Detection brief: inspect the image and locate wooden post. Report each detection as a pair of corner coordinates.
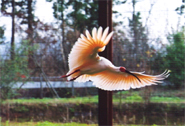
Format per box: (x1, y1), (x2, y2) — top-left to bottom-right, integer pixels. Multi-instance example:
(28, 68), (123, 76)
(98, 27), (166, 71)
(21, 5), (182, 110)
(98, 0), (113, 126)
(40, 73), (43, 99)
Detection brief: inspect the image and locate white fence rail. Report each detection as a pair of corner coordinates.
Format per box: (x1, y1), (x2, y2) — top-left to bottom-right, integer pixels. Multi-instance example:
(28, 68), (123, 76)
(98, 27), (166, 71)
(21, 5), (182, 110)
(13, 81), (94, 89)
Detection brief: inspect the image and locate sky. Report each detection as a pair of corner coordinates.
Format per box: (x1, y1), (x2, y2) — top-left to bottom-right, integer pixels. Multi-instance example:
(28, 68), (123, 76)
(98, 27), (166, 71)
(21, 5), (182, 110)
(0, 0), (184, 54)
(113, 0), (184, 44)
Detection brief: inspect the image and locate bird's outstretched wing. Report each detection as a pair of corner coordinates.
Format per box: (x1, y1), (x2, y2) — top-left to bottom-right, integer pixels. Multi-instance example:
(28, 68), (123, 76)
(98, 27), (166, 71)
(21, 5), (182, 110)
(68, 27), (113, 70)
(91, 70), (170, 91)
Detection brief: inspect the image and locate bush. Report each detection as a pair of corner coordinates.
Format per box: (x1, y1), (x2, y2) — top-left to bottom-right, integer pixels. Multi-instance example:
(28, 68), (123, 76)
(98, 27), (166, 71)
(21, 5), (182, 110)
(165, 31), (185, 88)
(151, 29), (185, 89)
(0, 40), (33, 100)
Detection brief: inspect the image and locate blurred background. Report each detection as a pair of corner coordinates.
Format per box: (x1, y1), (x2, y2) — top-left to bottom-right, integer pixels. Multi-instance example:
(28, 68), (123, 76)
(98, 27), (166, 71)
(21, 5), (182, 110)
(0, 0), (184, 126)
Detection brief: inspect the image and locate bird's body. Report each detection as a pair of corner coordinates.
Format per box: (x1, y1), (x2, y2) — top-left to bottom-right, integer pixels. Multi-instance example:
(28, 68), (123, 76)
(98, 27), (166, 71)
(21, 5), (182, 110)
(62, 27), (170, 91)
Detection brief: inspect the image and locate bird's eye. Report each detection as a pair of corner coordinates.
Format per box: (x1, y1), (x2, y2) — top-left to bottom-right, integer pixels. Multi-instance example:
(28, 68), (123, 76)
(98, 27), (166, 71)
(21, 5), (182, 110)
(120, 67), (126, 72)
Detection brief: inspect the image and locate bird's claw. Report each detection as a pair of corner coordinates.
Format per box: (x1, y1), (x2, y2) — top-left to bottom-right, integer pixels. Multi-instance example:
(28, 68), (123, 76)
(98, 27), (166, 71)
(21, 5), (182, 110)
(60, 75), (67, 78)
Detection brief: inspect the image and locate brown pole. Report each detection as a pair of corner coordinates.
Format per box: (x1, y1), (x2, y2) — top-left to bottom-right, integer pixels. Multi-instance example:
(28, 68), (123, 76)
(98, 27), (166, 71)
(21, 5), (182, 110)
(98, 0), (113, 126)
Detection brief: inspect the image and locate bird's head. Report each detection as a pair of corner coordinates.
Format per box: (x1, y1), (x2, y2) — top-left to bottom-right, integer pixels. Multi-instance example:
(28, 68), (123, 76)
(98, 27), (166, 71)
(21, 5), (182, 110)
(119, 67), (141, 82)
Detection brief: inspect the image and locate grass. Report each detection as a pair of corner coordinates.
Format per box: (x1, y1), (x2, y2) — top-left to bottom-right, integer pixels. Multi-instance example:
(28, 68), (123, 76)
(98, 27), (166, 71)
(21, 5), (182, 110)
(151, 96), (184, 103)
(2, 96), (98, 105)
(2, 94), (185, 105)
(0, 121), (97, 126)
(0, 121), (161, 126)
(1, 90), (184, 126)
(1, 88), (184, 105)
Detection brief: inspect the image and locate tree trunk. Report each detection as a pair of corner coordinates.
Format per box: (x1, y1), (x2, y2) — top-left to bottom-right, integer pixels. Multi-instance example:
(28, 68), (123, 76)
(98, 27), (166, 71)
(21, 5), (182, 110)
(27, 0), (35, 69)
(11, 0), (15, 60)
(61, 0), (68, 72)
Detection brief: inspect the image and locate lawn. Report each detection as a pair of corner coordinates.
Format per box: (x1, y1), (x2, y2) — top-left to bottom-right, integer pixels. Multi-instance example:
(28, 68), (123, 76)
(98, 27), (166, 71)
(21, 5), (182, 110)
(0, 121), (97, 126)
(2, 89), (185, 105)
(1, 89), (184, 126)
(2, 96), (185, 105)
(0, 121), (160, 126)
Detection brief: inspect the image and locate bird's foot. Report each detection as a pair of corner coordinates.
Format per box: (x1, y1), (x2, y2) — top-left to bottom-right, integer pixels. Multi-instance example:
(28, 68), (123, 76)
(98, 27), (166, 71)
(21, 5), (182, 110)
(69, 75), (81, 81)
(61, 69), (80, 78)
(60, 75), (68, 78)
(69, 78), (76, 81)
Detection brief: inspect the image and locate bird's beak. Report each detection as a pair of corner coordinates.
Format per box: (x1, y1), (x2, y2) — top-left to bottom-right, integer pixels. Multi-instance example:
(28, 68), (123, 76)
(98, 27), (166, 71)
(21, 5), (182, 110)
(125, 70), (141, 82)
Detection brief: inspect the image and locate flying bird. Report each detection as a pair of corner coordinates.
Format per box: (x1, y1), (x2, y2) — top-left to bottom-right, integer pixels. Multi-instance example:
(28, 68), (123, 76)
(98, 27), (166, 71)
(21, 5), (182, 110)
(61, 27), (170, 91)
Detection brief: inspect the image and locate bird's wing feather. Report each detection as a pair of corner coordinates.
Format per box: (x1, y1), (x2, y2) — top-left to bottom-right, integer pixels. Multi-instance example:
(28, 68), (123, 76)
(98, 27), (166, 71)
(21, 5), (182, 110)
(68, 27), (113, 70)
(91, 70), (170, 91)
(75, 74), (92, 82)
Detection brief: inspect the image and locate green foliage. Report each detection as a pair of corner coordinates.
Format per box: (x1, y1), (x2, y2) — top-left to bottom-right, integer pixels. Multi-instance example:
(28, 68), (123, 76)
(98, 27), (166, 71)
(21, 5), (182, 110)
(0, 40), (33, 100)
(175, 0), (185, 15)
(5, 120), (9, 126)
(36, 121), (58, 126)
(152, 30), (185, 88)
(0, 25), (5, 44)
(1, 0), (36, 24)
(116, 91), (129, 95)
(151, 96), (184, 103)
(151, 124), (158, 126)
(13, 105), (29, 113)
(49, 0), (98, 32)
(1, 121), (98, 126)
(3, 96), (98, 105)
(51, 0), (67, 20)
(3, 91), (185, 105)
(165, 31), (185, 88)
(126, 94), (142, 101)
(66, 0), (98, 32)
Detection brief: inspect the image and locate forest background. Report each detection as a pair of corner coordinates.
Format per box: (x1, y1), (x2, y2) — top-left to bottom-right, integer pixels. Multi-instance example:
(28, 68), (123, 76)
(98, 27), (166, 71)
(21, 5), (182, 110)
(0, 0), (184, 99)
